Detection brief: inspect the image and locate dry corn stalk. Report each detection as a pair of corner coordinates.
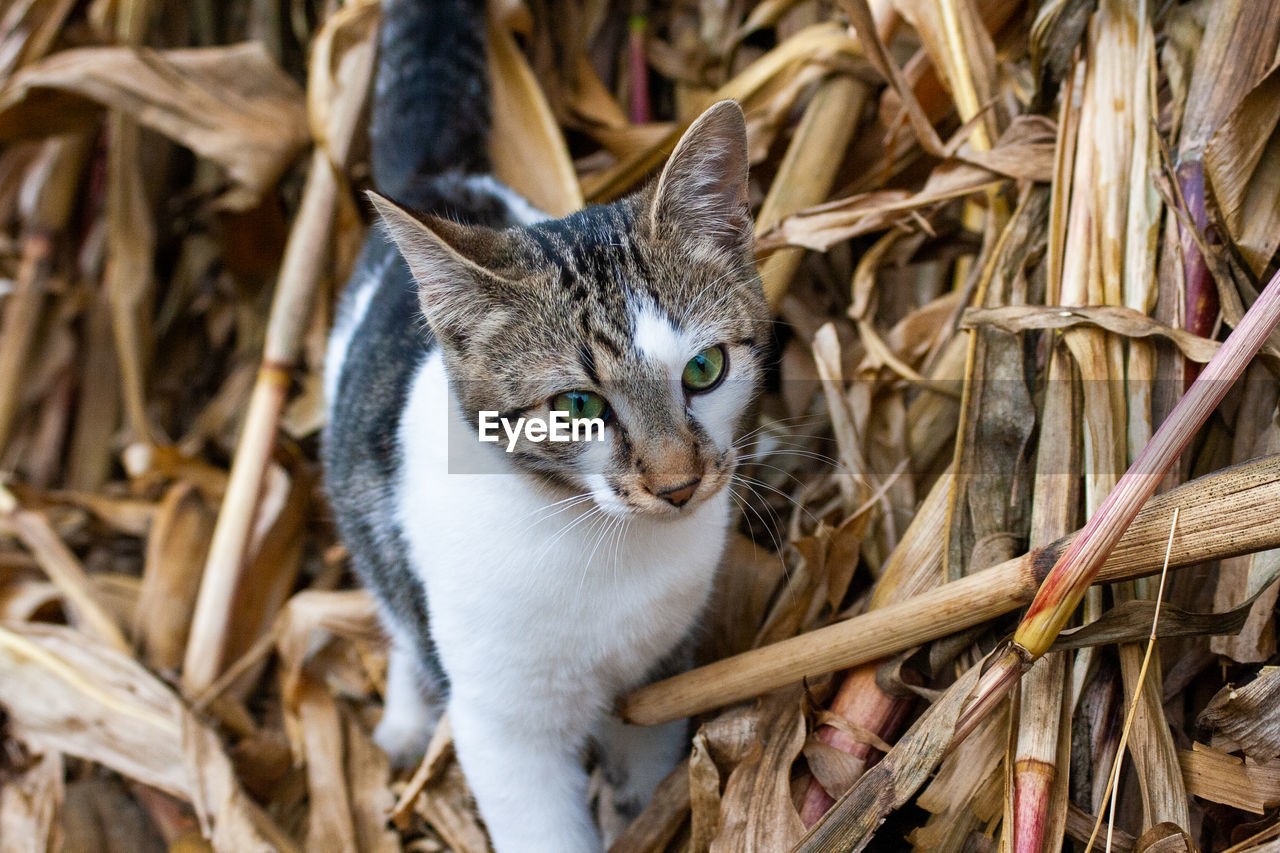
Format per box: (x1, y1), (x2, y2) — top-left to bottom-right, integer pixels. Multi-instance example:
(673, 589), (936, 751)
(959, 261), (1280, 742)
(183, 2), (378, 693)
(624, 449), (1280, 725)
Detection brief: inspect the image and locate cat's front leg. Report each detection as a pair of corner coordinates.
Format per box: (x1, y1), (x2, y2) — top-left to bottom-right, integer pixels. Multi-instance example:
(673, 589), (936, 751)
(594, 715), (688, 824)
(374, 639), (442, 767)
(594, 635), (694, 827)
(449, 697), (600, 853)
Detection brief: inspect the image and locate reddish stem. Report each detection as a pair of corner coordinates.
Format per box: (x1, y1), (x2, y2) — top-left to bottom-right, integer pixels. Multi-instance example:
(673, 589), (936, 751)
(1013, 759), (1054, 853)
(1176, 160), (1218, 385)
(628, 14), (650, 125)
(799, 662), (916, 826)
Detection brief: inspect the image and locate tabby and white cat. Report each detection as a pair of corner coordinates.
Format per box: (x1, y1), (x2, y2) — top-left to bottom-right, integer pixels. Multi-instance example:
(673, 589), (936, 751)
(323, 1), (770, 850)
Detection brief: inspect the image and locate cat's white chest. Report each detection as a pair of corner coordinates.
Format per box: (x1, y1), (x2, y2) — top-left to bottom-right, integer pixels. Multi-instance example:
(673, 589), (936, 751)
(394, 351), (728, 708)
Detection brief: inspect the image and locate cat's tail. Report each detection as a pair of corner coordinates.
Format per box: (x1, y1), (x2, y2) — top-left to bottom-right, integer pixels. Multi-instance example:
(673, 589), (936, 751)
(370, 0), (490, 200)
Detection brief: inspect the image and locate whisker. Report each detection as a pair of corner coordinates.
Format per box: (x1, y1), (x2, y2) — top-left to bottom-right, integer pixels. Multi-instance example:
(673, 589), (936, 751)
(575, 510), (616, 602)
(528, 492), (594, 520)
(608, 515), (629, 607)
(515, 493), (597, 536)
(737, 448), (847, 469)
(728, 485), (798, 616)
(727, 486), (783, 558)
(753, 435), (845, 451)
(731, 422), (842, 454)
(534, 504), (603, 571)
(732, 472), (820, 526)
(732, 417), (839, 448)
(736, 459), (826, 495)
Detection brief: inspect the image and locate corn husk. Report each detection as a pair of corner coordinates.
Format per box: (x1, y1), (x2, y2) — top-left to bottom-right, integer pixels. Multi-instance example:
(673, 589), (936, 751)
(3, 1), (1280, 850)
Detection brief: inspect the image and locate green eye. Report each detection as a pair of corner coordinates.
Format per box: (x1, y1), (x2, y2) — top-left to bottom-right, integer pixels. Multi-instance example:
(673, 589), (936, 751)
(682, 346), (727, 393)
(552, 391), (609, 421)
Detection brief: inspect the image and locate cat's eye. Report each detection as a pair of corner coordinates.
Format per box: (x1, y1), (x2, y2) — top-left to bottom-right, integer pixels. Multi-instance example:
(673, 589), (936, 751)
(552, 390), (610, 421)
(682, 346), (727, 393)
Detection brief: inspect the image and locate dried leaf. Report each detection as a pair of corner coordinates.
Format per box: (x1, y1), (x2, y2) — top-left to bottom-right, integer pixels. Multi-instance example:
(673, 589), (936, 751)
(757, 159), (1004, 253)
(803, 738), (867, 801)
(0, 751), (63, 853)
(961, 305), (1222, 364)
(416, 759), (489, 853)
(957, 116), (1058, 182)
(1134, 823), (1196, 853)
(0, 0), (78, 82)
(0, 488), (129, 653)
(487, 0), (582, 216)
(1180, 743), (1280, 814)
(60, 777), (165, 853)
(1049, 592), (1267, 652)
(757, 73), (871, 309)
(0, 43), (307, 209)
(707, 688), (805, 853)
(1205, 61), (1280, 280)
(297, 674), (359, 853)
(695, 535), (784, 669)
(686, 730), (719, 853)
(0, 622), (294, 852)
(276, 589), (381, 705)
(137, 482), (215, 671)
(1179, 2), (1280, 161)
(1199, 668), (1280, 764)
(1212, 383), (1280, 663)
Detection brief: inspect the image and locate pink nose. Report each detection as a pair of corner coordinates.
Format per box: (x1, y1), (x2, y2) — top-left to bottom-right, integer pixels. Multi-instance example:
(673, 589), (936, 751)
(655, 478), (700, 507)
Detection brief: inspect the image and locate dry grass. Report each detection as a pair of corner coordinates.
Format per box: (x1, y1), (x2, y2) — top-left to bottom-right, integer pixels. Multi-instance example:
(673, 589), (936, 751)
(1, 0), (1280, 851)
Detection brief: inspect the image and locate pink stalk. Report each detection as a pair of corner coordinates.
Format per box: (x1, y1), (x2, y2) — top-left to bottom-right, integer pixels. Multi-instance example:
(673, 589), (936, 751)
(1013, 760), (1054, 849)
(798, 663), (914, 825)
(628, 13), (650, 125)
(956, 261), (1280, 742)
(1176, 160), (1218, 385)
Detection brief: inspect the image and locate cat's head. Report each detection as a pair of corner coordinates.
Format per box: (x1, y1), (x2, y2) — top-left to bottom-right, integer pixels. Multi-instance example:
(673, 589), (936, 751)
(373, 100), (769, 517)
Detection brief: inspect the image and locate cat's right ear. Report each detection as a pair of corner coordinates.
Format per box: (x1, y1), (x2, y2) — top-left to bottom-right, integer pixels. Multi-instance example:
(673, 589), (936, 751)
(649, 100), (752, 258)
(368, 192), (496, 336)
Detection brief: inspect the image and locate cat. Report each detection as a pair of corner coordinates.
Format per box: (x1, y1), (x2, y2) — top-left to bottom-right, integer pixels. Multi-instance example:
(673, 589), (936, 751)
(322, 1), (770, 850)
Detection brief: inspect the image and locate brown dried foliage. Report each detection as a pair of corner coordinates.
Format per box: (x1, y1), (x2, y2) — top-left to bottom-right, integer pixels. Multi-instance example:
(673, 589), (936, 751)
(1, 0), (1280, 851)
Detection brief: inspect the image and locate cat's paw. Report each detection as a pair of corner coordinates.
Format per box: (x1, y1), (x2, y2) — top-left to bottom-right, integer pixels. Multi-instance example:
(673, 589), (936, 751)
(374, 709), (435, 769)
(595, 717), (687, 822)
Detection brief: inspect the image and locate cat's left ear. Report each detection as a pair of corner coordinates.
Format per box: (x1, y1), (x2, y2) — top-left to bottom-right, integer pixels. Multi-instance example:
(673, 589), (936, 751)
(649, 100), (752, 257)
(368, 191), (509, 340)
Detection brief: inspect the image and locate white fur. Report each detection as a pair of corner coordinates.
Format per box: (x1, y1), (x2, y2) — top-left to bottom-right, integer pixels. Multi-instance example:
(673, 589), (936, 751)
(594, 716), (688, 809)
(631, 301), (748, 453)
(463, 175), (550, 226)
(688, 343), (756, 452)
(393, 351), (729, 853)
(632, 302), (694, 383)
(374, 626), (442, 764)
(585, 472), (627, 516)
(324, 261), (383, 404)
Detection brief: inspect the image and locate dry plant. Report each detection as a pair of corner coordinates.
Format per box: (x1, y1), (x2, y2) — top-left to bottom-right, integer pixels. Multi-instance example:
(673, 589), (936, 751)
(1, 0), (1280, 851)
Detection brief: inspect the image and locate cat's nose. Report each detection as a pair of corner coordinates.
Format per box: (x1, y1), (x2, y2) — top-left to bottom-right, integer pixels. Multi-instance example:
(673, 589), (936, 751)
(655, 478), (701, 507)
